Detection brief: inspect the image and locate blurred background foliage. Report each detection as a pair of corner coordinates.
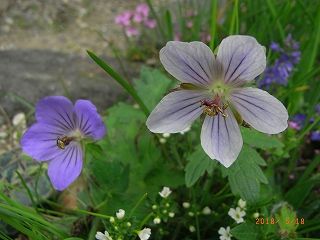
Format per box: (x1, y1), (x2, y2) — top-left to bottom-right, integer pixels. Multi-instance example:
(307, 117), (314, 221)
(0, 0), (320, 239)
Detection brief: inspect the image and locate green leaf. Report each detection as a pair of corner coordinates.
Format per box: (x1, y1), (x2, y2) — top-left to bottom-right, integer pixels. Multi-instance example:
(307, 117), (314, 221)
(134, 66), (172, 111)
(87, 50), (149, 115)
(231, 222), (261, 240)
(224, 145), (268, 203)
(185, 146), (216, 187)
(241, 127), (284, 150)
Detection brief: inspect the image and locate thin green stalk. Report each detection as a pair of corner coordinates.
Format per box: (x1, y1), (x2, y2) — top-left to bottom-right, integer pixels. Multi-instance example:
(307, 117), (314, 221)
(145, 0), (166, 39)
(165, 10), (173, 40)
(16, 171), (36, 208)
(129, 193), (148, 218)
(87, 50), (149, 116)
(209, 0), (218, 50)
(138, 212), (153, 228)
(297, 116), (320, 141)
(265, 0), (285, 40)
(305, 5), (320, 72)
(229, 0), (239, 34)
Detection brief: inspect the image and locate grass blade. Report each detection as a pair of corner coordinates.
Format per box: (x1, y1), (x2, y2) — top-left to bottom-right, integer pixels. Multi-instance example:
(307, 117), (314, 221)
(87, 50), (149, 116)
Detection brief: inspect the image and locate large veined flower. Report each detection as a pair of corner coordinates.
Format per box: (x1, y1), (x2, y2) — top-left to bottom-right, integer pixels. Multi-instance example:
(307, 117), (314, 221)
(146, 35), (288, 167)
(21, 96), (106, 190)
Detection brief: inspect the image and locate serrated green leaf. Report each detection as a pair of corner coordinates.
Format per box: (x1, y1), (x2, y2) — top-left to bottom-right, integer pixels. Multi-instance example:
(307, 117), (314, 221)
(231, 222), (261, 240)
(225, 145), (268, 203)
(185, 146), (216, 187)
(241, 127), (284, 150)
(134, 66), (173, 110)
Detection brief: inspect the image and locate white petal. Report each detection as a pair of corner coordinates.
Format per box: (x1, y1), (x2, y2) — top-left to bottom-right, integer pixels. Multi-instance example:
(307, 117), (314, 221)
(218, 227), (226, 235)
(217, 35), (266, 84)
(231, 87), (288, 134)
(160, 41), (218, 87)
(201, 109), (243, 168)
(146, 90), (206, 133)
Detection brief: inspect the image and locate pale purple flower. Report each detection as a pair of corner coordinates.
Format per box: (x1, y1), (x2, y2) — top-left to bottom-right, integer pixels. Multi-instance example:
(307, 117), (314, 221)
(21, 96), (106, 190)
(144, 19), (156, 29)
(146, 36), (288, 167)
(125, 26), (139, 37)
(115, 11), (132, 27)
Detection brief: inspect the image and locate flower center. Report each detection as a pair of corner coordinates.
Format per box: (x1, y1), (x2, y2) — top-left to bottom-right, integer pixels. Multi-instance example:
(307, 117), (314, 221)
(201, 96), (229, 118)
(56, 129), (83, 150)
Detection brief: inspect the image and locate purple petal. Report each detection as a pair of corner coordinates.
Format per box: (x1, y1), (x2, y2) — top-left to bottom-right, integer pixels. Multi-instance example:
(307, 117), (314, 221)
(35, 96), (76, 131)
(146, 90), (207, 133)
(217, 35), (266, 85)
(231, 87), (288, 134)
(200, 109), (243, 167)
(48, 143), (83, 191)
(74, 100), (106, 140)
(160, 41), (219, 87)
(21, 123), (63, 161)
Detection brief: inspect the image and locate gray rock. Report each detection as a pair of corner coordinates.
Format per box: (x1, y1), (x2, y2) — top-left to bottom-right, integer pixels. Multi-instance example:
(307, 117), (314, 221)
(0, 49), (137, 116)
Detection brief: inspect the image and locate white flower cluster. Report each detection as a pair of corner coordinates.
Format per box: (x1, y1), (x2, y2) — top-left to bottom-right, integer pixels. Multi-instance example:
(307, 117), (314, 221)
(218, 199), (247, 240)
(228, 199), (246, 224)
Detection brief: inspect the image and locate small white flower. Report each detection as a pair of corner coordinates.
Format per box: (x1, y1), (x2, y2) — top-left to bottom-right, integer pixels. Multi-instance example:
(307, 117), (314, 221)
(12, 112), (26, 127)
(133, 103), (140, 109)
(116, 209), (125, 219)
(189, 225), (196, 232)
(109, 217), (115, 223)
(188, 211), (194, 217)
(153, 217), (161, 224)
(202, 206), (212, 215)
(180, 126), (191, 134)
(228, 207), (246, 224)
(183, 202), (190, 208)
(159, 186), (172, 198)
(253, 212), (259, 218)
(138, 228), (151, 240)
(95, 230), (113, 240)
(218, 226), (232, 240)
(169, 212), (175, 218)
(162, 133), (171, 138)
(237, 199), (246, 209)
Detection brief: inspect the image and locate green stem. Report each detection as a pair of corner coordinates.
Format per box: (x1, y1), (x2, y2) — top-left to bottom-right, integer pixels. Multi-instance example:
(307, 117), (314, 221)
(139, 212), (153, 228)
(129, 193), (148, 218)
(145, 0), (166, 40)
(16, 171), (36, 209)
(209, 0), (218, 50)
(87, 50), (149, 116)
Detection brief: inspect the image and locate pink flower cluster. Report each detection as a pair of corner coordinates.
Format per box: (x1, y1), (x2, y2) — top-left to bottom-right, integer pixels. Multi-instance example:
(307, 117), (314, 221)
(115, 3), (156, 37)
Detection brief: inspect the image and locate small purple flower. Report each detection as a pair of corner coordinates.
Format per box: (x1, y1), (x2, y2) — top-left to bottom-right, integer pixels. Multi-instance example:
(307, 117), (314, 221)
(21, 96), (106, 190)
(311, 131), (320, 141)
(146, 36), (288, 167)
(259, 35), (300, 88)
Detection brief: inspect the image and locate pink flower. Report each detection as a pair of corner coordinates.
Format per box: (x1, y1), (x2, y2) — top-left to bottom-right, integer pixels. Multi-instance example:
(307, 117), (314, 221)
(125, 26), (139, 37)
(136, 3), (149, 18)
(288, 121), (300, 130)
(174, 33), (181, 41)
(186, 21), (193, 28)
(115, 11), (132, 27)
(133, 12), (144, 23)
(144, 19), (156, 29)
